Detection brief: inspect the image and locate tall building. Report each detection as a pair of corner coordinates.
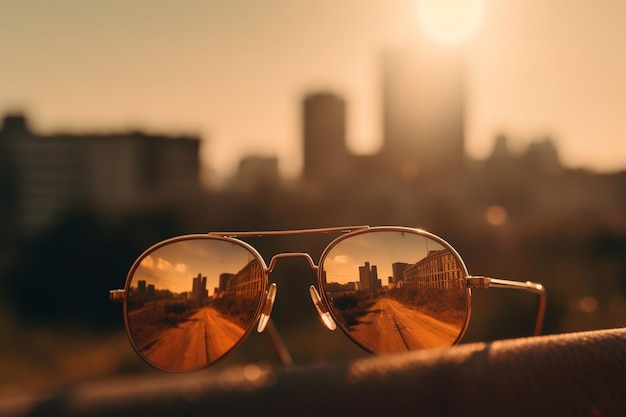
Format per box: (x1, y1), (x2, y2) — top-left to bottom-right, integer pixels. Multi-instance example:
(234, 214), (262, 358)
(224, 259), (263, 299)
(391, 262), (409, 284)
(302, 92), (351, 182)
(191, 273), (207, 305)
(359, 261), (382, 298)
(403, 249), (463, 289)
(381, 37), (465, 179)
(219, 273), (234, 295)
(0, 114), (201, 237)
(234, 155), (280, 189)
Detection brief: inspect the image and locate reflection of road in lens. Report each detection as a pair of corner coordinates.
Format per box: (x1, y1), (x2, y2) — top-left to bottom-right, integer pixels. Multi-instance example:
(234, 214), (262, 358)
(346, 297), (462, 353)
(139, 306), (246, 371)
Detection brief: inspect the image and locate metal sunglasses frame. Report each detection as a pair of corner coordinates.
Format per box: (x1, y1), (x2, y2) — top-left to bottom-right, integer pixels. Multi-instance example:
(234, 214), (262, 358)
(111, 225), (547, 371)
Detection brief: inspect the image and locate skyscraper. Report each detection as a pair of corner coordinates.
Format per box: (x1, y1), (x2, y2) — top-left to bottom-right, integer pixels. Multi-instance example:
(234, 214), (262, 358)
(359, 261), (381, 298)
(302, 92), (350, 182)
(391, 262), (409, 284)
(191, 273), (207, 305)
(381, 36), (465, 179)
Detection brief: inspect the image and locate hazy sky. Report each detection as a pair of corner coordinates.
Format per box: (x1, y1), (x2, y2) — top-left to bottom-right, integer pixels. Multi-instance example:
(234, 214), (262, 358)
(2, 0), (625, 182)
(134, 238), (258, 295)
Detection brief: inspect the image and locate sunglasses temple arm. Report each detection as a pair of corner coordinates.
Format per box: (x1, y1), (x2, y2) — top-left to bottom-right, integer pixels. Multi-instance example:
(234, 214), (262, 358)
(467, 276), (547, 336)
(264, 319), (294, 368)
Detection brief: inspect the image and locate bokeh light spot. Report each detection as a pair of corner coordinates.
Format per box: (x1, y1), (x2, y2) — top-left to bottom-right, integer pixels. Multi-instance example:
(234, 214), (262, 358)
(485, 205), (507, 226)
(569, 296), (598, 314)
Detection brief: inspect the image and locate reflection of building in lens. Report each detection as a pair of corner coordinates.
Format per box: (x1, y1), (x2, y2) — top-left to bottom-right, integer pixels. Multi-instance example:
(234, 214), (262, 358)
(404, 249), (463, 289)
(131, 279), (156, 305)
(137, 280), (147, 294)
(359, 262), (382, 298)
(391, 262), (409, 285)
(191, 273), (208, 306)
(132, 279), (148, 304)
(224, 260), (263, 299)
(137, 279), (154, 299)
(218, 273), (234, 295)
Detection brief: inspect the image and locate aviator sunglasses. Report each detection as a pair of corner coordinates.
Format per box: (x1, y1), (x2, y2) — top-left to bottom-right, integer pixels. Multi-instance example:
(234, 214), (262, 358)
(110, 226), (546, 372)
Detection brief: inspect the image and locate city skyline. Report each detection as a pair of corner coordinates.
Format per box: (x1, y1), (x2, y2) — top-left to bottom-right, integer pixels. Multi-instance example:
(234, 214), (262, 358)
(132, 238), (258, 296)
(2, 0), (625, 181)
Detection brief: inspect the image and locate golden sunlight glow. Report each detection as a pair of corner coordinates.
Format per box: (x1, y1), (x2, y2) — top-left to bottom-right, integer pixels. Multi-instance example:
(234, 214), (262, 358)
(416, 0), (485, 44)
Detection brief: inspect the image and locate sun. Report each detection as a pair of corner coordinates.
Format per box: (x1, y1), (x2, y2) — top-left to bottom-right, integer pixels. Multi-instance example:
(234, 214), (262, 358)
(416, 0), (485, 45)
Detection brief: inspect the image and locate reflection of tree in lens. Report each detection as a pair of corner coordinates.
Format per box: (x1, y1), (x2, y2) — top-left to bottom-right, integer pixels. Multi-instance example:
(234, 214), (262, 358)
(126, 239), (265, 371)
(324, 233), (468, 354)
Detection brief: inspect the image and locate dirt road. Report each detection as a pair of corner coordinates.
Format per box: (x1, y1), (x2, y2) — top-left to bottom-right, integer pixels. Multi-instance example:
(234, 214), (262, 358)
(347, 297), (462, 353)
(140, 306), (246, 370)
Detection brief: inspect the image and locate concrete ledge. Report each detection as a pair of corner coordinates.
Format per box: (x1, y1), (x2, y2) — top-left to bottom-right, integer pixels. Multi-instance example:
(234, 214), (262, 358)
(3, 327), (626, 417)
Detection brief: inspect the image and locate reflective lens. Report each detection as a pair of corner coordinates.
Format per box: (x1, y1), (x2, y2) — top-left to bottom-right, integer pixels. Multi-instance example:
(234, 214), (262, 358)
(320, 229), (469, 354)
(124, 237), (266, 371)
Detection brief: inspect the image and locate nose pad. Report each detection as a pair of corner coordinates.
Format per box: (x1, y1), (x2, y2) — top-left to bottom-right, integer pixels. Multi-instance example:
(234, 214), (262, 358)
(257, 283), (277, 332)
(309, 285), (337, 331)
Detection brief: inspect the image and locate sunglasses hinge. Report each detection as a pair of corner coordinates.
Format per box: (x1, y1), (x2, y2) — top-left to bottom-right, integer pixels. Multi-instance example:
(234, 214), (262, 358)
(466, 276), (491, 289)
(109, 289), (126, 302)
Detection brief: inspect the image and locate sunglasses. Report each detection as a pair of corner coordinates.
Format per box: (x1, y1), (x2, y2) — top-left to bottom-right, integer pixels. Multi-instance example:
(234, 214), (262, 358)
(110, 226), (546, 372)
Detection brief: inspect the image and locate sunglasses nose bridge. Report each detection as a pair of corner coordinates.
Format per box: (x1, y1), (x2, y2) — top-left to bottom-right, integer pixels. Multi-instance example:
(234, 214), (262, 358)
(265, 252), (337, 331)
(267, 252), (318, 273)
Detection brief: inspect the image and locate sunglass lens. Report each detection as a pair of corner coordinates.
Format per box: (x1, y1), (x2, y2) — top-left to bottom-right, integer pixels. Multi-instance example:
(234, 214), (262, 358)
(125, 238), (265, 371)
(321, 230), (468, 354)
